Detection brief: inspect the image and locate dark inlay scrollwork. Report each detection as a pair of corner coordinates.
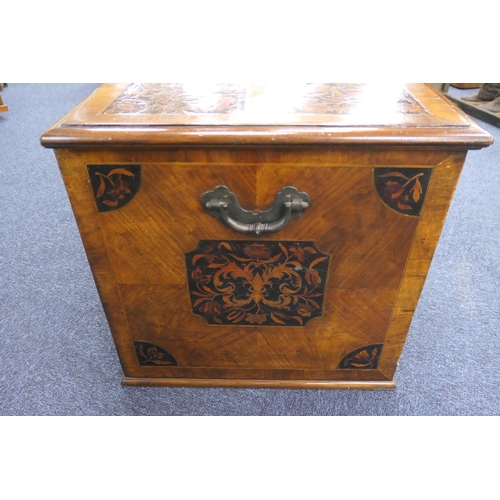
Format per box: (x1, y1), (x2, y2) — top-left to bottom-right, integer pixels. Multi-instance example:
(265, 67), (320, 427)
(87, 165), (141, 212)
(374, 167), (432, 216)
(185, 240), (330, 326)
(133, 341), (178, 367)
(339, 344), (384, 369)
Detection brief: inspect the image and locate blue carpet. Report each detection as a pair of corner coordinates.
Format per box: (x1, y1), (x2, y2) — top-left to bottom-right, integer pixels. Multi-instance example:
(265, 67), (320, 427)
(1, 84), (498, 415)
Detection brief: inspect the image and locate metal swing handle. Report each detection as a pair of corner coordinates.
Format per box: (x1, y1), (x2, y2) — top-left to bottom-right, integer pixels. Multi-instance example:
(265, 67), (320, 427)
(201, 185), (310, 236)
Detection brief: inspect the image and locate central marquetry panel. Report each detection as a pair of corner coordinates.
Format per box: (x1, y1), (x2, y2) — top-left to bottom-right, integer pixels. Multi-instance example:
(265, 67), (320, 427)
(185, 240), (330, 326)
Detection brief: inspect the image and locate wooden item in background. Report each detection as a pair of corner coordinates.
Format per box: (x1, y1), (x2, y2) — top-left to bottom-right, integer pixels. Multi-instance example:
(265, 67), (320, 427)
(445, 92), (500, 129)
(450, 83), (482, 89)
(41, 83), (493, 389)
(0, 83), (7, 113)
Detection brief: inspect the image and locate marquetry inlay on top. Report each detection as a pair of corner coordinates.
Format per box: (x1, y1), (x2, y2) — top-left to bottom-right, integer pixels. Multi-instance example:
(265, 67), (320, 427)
(102, 83), (426, 116)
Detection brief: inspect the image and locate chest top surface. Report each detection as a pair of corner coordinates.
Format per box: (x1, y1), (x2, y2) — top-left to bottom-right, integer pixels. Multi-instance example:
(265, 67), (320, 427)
(41, 83), (493, 149)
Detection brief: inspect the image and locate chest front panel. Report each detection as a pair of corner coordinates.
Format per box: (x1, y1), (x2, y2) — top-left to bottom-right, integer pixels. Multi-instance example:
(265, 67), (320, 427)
(55, 146), (461, 388)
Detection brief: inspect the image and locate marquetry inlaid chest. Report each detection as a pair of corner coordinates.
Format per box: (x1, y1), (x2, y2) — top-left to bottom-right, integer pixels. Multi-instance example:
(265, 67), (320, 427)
(41, 83), (493, 389)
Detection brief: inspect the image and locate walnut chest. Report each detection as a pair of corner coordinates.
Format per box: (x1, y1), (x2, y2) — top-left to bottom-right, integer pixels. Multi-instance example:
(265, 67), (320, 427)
(41, 83), (493, 389)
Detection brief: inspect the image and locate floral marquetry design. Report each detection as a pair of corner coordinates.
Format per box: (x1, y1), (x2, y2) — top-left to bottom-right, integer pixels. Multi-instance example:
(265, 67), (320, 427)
(290, 84), (426, 115)
(374, 167), (432, 216)
(185, 241), (330, 326)
(87, 165), (141, 212)
(103, 83), (246, 115)
(339, 344), (384, 369)
(133, 341), (178, 366)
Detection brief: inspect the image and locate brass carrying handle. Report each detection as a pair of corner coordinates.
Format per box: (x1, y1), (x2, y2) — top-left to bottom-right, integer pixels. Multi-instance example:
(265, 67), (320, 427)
(201, 185), (310, 236)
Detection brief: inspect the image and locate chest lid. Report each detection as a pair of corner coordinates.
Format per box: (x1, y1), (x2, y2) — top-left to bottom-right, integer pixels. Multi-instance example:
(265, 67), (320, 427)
(41, 83), (493, 149)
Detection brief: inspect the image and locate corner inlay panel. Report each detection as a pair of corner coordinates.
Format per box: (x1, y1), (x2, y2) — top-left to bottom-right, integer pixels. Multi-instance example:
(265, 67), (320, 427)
(374, 167), (432, 216)
(87, 164), (141, 212)
(339, 344), (384, 369)
(134, 341), (178, 366)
